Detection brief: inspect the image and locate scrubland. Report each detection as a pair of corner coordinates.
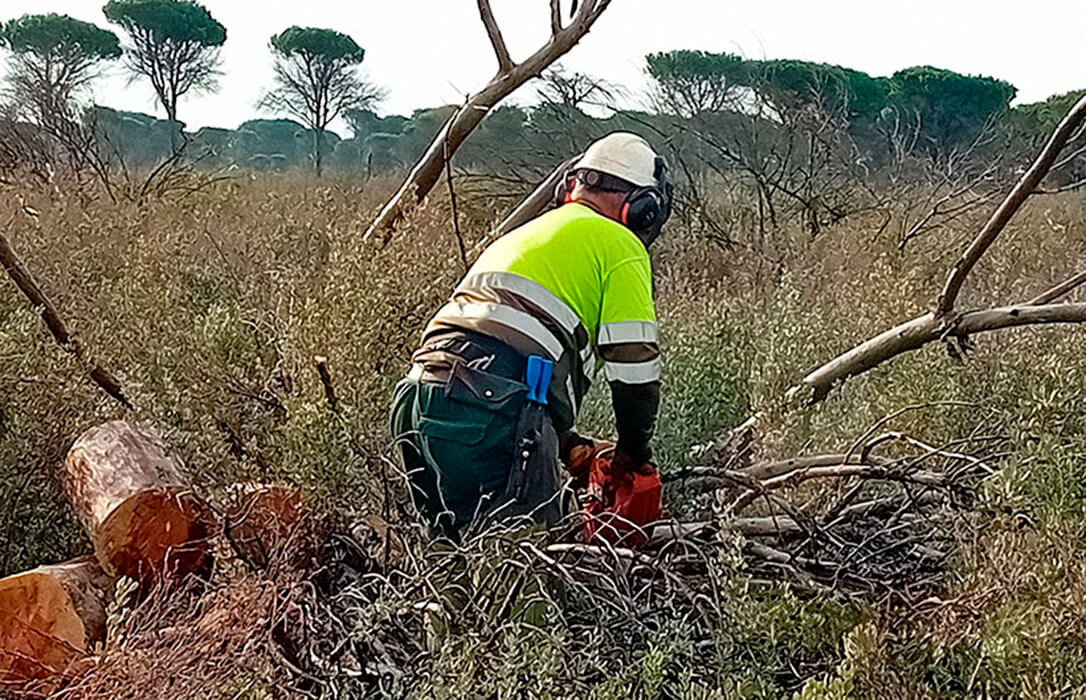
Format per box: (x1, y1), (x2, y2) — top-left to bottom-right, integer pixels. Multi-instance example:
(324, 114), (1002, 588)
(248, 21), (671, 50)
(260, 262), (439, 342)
(1, 173), (1085, 698)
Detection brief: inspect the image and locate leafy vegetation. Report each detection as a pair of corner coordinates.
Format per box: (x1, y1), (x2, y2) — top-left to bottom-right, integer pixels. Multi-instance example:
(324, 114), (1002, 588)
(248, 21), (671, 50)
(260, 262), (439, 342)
(887, 66), (1017, 154)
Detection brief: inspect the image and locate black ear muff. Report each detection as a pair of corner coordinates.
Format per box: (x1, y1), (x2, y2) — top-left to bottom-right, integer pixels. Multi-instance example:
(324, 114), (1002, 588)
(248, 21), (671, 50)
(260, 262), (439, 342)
(621, 188), (664, 232)
(623, 156), (673, 247)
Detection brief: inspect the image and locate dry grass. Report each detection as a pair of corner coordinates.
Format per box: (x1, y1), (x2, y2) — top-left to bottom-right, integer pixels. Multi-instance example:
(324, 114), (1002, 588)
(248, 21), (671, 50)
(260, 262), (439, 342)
(1, 171), (1086, 697)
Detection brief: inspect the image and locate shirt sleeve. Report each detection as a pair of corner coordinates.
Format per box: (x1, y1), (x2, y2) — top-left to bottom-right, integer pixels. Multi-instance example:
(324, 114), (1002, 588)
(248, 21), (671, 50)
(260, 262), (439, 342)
(597, 257), (661, 463)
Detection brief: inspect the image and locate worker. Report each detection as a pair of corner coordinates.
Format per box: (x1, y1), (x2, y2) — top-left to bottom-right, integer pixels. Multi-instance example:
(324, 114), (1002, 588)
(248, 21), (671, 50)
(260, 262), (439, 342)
(390, 132), (673, 539)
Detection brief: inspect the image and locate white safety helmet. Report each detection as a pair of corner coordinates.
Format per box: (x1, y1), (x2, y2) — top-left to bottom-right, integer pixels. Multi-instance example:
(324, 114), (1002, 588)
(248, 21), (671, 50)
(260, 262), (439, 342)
(572, 132), (660, 188)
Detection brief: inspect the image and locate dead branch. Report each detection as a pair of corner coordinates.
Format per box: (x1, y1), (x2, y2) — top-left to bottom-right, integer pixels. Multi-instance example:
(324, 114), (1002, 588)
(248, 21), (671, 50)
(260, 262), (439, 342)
(727, 464), (945, 515)
(1034, 178), (1086, 195)
(742, 453), (882, 481)
(738, 95), (1086, 409)
(828, 491), (944, 524)
(363, 0), (613, 242)
(936, 94), (1086, 314)
(476, 0), (515, 73)
(759, 464), (945, 490)
(788, 302), (1086, 403)
(1028, 270), (1086, 305)
(0, 216), (69, 344)
(0, 214), (132, 408)
(492, 155), (578, 236)
(1051, 138), (1086, 173)
(549, 0), (562, 34)
(899, 152), (1003, 251)
(443, 107), (470, 272)
(314, 356), (337, 410)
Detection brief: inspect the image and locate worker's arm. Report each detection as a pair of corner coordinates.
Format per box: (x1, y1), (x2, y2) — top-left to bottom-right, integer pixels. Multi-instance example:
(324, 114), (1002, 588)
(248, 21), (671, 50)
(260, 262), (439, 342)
(598, 257), (661, 464)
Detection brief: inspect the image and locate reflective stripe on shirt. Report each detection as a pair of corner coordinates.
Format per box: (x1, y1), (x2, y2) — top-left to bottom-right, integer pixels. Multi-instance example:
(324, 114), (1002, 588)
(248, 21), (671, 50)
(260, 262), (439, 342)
(432, 301), (565, 360)
(603, 357), (662, 384)
(457, 270), (597, 387)
(459, 271), (582, 337)
(580, 344), (597, 380)
(598, 320), (659, 345)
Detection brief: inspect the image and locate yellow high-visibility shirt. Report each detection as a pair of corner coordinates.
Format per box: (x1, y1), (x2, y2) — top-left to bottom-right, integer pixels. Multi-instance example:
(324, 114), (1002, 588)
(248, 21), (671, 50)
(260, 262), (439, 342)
(470, 202), (656, 343)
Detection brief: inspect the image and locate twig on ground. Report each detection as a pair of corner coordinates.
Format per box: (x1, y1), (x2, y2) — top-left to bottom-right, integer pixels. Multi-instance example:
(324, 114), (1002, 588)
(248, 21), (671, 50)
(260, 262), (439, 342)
(0, 211), (132, 408)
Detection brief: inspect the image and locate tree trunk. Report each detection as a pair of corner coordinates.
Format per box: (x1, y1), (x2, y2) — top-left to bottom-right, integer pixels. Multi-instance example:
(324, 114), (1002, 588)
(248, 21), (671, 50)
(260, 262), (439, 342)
(0, 556), (110, 688)
(314, 129), (324, 177)
(62, 421), (214, 590)
(225, 484), (315, 570)
(165, 99), (181, 154)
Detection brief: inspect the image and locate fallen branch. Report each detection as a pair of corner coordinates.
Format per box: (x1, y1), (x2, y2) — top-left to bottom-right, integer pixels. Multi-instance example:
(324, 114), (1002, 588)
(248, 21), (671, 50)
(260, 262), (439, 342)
(363, 0), (613, 242)
(936, 94), (1086, 313)
(1027, 270), (1086, 305)
(0, 213), (132, 408)
(492, 156), (578, 236)
(744, 95), (1086, 409)
(788, 302), (1086, 403)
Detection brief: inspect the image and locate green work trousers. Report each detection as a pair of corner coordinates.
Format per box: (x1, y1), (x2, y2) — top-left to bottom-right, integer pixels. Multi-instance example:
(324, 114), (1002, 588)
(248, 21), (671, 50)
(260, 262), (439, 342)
(390, 360), (562, 538)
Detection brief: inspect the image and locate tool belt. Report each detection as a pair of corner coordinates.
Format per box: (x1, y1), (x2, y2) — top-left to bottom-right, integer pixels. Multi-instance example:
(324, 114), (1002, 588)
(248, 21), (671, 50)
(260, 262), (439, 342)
(410, 329), (527, 383)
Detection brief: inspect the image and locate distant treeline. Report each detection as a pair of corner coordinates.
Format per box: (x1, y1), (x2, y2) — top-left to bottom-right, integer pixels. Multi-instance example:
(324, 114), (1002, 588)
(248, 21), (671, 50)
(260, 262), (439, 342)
(91, 51), (1084, 179)
(1, 3), (1083, 184)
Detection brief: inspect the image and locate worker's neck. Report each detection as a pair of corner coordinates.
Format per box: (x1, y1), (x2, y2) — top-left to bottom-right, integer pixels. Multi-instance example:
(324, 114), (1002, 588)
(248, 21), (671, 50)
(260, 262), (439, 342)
(570, 193), (624, 224)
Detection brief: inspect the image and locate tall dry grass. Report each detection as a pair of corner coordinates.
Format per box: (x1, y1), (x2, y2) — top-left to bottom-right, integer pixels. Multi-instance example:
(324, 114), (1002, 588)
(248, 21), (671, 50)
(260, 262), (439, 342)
(1, 172), (1085, 697)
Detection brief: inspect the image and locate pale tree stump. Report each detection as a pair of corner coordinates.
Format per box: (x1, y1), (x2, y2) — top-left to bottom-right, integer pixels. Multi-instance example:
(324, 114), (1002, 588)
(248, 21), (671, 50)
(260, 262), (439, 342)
(62, 421), (214, 590)
(0, 556), (109, 688)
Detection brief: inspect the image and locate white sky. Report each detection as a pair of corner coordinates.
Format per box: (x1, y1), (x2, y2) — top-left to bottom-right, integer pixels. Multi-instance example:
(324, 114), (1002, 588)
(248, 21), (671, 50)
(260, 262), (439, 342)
(3, 0), (1084, 133)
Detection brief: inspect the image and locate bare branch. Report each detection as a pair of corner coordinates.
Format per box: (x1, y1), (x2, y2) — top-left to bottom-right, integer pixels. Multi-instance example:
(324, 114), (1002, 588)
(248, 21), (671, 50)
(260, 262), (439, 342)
(0, 214), (132, 408)
(1028, 270), (1086, 305)
(1034, 178), (1086, 196)
(936, 94), (1086, 314)
(493, 156), (578, 236)
(791, 303), (1086, 403)
(443, 107), (469, 272)
(744, 541), (840, 572)
(741, 453), (879, 481)
(829, 492), (945, 524)
(1051, 139), (1086, 173)
(956, 302), (1086, 333)
(363, 0), (613, 242)
(550, 0), (562, 34)
(477, 0), (515, 73)
(314, 356), (337, 410)
(728, 465), (945, 515)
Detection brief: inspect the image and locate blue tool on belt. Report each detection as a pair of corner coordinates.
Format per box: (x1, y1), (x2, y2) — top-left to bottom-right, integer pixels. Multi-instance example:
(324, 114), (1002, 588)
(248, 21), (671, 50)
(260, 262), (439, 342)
(505, 355), (555, 503)
(525, 355), (554, 405)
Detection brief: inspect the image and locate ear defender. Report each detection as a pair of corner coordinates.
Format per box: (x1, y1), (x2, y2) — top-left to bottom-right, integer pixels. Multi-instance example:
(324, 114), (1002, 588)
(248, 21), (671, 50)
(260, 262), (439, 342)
(555, 158), (673, 245)
(620, 189), (663, 230)
(624, 156), (673, 246)
(620, 156), (671, 235)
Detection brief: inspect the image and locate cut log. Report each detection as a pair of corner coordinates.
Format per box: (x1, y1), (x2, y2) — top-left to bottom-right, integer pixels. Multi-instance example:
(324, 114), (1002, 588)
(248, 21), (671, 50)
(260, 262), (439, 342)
(225, 484), (312, 569)
(62, 421), (214, 589)
(0, 556), (109, 688)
